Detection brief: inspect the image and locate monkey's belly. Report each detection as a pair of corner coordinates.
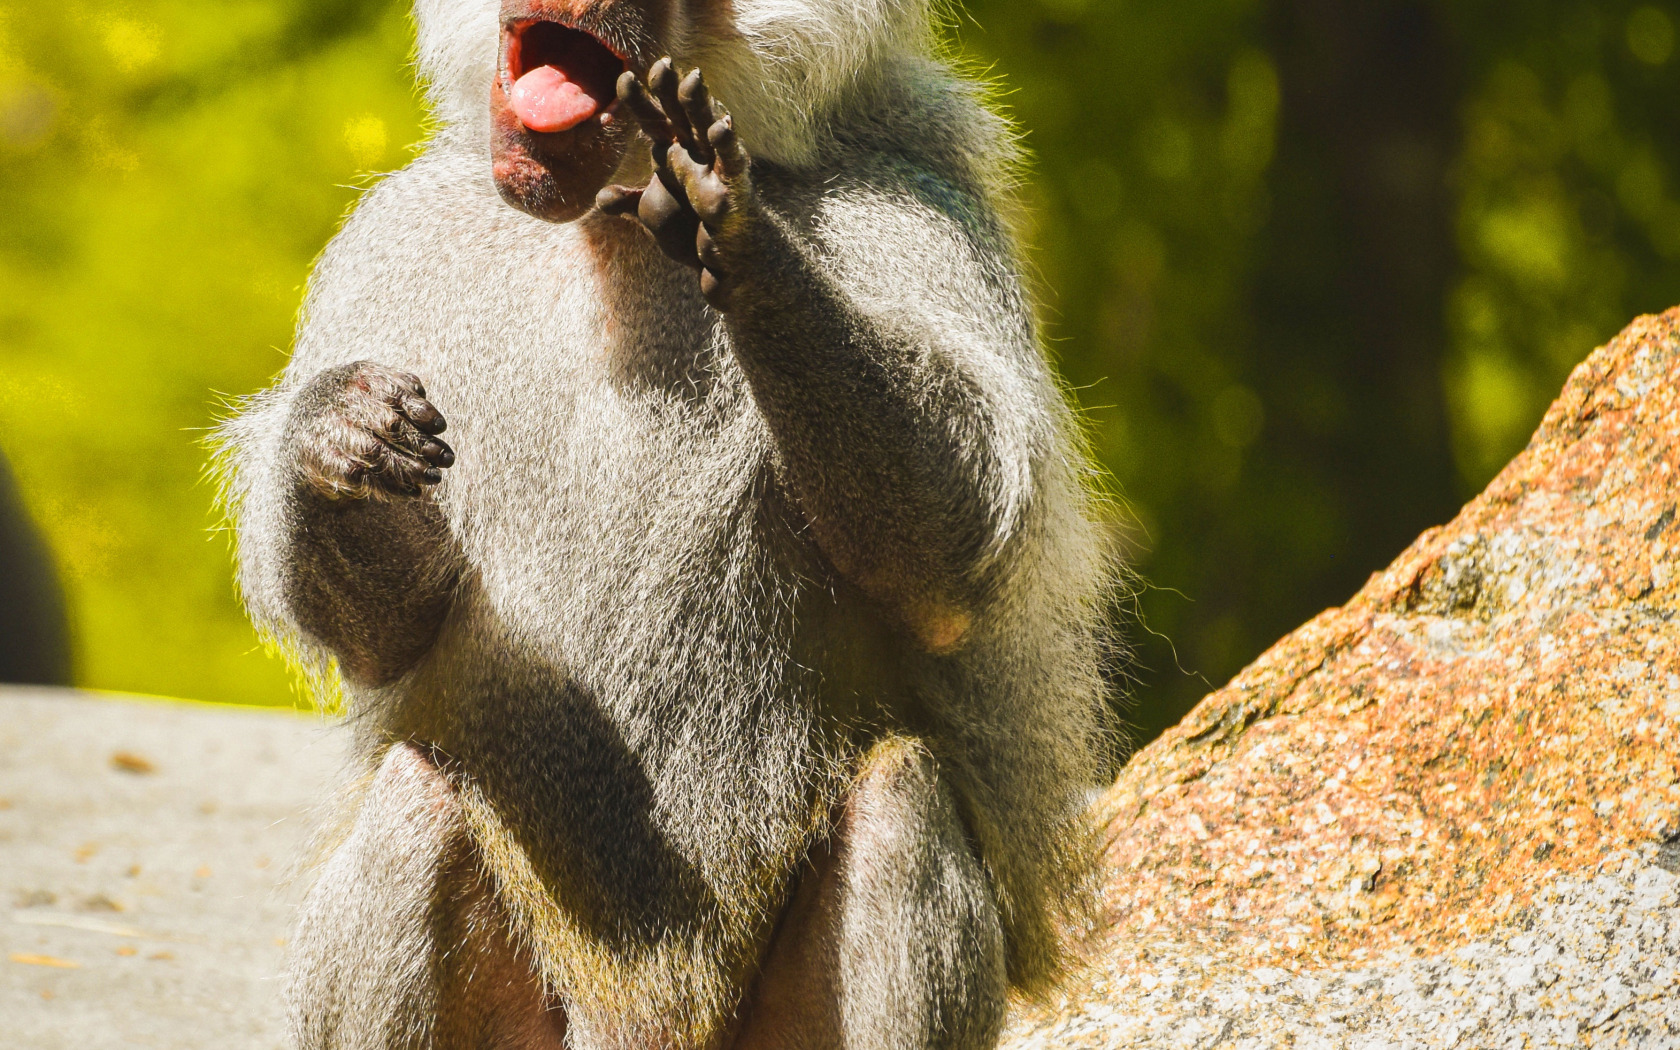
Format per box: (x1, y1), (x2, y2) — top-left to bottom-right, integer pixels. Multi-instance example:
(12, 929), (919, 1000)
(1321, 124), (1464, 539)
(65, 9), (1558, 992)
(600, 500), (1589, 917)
(387, 568), (863, 1043)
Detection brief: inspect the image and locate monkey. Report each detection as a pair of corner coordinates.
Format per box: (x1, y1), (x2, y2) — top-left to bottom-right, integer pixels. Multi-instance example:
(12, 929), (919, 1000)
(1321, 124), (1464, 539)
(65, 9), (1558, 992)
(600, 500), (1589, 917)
(216, 0), (1118, 1046)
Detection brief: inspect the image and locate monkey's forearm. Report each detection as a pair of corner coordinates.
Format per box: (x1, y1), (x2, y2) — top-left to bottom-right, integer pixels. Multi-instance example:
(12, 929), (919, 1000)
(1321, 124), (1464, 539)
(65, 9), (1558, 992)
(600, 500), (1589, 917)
(722, 212), (1011, 639)
(280, 491), (459, 686)
(272, 362), (462, 686)
(605, 68), (1031, 645)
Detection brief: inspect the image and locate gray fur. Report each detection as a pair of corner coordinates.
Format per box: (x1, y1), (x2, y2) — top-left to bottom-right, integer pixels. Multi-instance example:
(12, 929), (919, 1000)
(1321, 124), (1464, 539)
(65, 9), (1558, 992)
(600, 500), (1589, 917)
(837, 740), (1010, 1050)
(290, 743), (568, 1048)
(216, 1), (1115, 1046)
(287, 745), (454, 1050)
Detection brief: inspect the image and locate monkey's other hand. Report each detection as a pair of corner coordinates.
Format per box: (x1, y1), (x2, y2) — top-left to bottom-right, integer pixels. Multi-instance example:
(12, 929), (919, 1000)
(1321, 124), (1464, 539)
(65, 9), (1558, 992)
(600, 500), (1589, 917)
(597, 60), (754, 311)
(290, 362), (454, 501)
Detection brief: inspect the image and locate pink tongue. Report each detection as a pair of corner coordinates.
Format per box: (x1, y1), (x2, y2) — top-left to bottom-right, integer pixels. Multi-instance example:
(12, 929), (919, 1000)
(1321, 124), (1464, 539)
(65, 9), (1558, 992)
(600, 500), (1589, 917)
(510, 66), (598, 133)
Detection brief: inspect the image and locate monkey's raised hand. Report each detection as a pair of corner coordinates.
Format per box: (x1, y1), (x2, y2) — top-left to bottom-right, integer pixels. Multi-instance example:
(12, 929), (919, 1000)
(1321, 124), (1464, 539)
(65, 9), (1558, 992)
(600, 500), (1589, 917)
(290, 362), (454, 501)
(596, 59), (753, 311)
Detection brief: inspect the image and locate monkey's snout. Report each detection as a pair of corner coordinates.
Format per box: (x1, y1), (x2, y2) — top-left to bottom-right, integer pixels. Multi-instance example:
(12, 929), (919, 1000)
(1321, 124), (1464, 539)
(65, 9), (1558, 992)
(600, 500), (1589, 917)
(489, 14), (632, 223)
(501, 20), (626, 134)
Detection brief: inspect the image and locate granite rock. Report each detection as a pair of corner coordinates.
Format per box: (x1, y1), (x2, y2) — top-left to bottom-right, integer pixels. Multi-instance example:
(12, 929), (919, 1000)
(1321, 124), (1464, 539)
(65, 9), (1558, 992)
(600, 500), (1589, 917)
(1004, 310), (1680, 1047)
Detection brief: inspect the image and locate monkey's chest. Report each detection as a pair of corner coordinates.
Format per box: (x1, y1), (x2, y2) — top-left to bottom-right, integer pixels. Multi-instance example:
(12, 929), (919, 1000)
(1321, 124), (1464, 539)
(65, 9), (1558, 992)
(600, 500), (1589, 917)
(403, 387), (844, 905)
(441, 378), (795, 648)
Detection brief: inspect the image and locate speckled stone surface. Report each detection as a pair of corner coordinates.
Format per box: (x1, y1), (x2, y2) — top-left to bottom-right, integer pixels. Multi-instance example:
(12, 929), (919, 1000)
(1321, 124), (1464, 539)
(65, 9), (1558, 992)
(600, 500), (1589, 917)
(1003, 311), (1680, 1046)
(1008, 850), (1680, 1049)
(0, 688), (343, 1049)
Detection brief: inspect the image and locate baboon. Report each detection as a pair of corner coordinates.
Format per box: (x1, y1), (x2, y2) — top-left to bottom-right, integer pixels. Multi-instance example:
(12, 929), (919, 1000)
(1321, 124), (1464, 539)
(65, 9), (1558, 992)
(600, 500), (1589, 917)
(218, 0), (1116, 1045)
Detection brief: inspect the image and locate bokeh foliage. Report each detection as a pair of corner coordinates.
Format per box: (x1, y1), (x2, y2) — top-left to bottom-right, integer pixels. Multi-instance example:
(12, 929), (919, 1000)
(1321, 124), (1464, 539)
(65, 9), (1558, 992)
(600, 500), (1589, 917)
(1, 0), (1678, 732)
(956, 0), (1680, 739)
(0, 0), (422, 705)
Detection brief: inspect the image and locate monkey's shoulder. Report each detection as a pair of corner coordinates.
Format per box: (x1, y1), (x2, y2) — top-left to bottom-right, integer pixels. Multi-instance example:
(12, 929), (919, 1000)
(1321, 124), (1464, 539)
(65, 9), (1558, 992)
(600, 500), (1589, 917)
(315, 145), (574, 286)
(292, 146), (634, 375)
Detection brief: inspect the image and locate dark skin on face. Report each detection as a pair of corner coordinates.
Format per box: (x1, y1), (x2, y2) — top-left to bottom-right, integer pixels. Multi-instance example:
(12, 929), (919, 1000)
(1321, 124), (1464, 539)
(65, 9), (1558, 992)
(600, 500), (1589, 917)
(490, 4), (641, 222)
(489, 0), (754, 310)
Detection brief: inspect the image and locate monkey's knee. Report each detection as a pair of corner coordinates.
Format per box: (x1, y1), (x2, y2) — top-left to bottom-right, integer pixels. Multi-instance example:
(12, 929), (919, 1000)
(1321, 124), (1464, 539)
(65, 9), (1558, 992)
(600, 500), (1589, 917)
(288, 743), (564, 1050)
(288, 744), (459, 1049)
(740, 738), (1007, 1050)
(839, 739), (1008, 1050)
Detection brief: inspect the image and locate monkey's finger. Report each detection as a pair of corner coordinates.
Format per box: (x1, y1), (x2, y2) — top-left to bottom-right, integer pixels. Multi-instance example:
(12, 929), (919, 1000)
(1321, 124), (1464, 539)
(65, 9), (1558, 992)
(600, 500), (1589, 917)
(304, 453), (374, 500)
(369, 439), (444, 493)
(397, 393), (447, 436)
(639, 176), (702, 268)
(390, 371), (428, 399)
(617, 71), (674, 144)
(327, 428), (435, 499)
(653, 153), (693, 208)
(699, 268), (731, 312)
(696, 224), (726, 274)
(692, 174), (732, 225)
(417, 437), (455, 469)
(596, 184), (645, 216)
(649, 59), (698, 155)
(372, 409), (449, 472)
(677, 69), (716, 165)
(663, 144), (712, 207)
(709, 116), (750, 180)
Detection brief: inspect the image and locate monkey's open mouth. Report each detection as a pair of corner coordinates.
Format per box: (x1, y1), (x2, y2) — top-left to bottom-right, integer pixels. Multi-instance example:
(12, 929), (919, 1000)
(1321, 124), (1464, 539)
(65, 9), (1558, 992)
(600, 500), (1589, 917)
(501, 20), (625, 135)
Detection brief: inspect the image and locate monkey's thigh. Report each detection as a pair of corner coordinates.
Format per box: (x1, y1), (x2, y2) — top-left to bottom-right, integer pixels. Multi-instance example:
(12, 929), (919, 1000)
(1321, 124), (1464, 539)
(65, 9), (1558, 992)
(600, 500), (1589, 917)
(287, 743), (567, 1050)
(737, 737), (1008, 1050)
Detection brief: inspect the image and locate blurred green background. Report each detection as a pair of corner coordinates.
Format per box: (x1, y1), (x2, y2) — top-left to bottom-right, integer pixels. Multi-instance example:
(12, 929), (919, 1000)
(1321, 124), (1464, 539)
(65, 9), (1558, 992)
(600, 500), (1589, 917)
(1, 0), (1677, 740)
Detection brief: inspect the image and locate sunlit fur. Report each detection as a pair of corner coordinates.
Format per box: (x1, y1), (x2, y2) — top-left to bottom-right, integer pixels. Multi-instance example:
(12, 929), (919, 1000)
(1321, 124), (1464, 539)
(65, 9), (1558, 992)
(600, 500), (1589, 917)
(217, 0), (1118, 1046)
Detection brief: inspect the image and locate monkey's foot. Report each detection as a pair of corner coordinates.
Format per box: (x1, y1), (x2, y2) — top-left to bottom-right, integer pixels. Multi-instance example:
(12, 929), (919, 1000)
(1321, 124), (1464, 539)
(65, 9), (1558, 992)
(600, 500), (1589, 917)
(290, 362), (454, 500)
(596, 59), (754, 311)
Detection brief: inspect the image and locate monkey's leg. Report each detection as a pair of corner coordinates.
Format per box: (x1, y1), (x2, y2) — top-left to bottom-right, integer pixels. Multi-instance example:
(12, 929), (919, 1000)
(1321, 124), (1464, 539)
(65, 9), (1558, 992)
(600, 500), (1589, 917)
(736, 737), (1008, 1050)
(288, 743), (566, 1050)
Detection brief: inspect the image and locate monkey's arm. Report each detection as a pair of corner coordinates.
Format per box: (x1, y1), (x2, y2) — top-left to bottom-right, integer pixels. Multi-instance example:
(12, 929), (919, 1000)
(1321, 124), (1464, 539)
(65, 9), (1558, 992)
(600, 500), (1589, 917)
(219, 362), (462, 686)
(605, 65), (1055, 650)
(723, 210), (1038, 650)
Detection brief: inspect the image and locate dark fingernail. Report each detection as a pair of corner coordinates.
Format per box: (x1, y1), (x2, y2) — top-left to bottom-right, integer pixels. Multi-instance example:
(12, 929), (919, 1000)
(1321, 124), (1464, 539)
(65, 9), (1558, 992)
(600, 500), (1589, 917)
(700, 268), (730, 310)
(424, 438), (454, 466)
(412, 405), (446, 434)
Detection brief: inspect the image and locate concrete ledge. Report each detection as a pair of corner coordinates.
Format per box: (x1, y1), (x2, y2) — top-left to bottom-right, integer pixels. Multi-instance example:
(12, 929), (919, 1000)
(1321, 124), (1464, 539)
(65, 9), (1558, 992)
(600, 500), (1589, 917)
(0, 687), (344, 1048)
